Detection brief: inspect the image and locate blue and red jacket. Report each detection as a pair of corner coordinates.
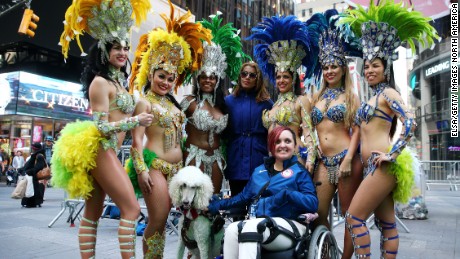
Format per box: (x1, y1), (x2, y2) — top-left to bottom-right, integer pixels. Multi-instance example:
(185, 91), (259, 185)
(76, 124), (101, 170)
(208, 156), (318, 219)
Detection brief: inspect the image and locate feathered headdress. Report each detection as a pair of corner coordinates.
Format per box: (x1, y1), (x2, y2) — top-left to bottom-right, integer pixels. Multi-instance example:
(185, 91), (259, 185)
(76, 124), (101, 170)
(131, 0), (211, 93)
(198, 12), (250, 82)
(246, 15), (316, 85)
(340, 0), (439, 62)
(59, 0), (151, 59)
(305, 9), (362, 80)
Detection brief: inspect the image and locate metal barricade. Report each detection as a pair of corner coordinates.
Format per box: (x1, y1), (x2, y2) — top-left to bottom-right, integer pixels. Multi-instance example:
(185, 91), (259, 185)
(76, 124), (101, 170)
(420, 160), (460, 191)
(120, 145), (131, 166)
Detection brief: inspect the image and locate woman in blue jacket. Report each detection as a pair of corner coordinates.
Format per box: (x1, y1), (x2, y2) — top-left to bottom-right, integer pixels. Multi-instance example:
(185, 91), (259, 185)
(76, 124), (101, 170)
(208, 126), (318, 259)
(225, 62), (273, 197)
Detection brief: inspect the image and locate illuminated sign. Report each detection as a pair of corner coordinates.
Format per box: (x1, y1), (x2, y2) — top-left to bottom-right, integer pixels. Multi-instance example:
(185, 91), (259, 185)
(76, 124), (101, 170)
(0, 71), (91, 120)
(29, 89), (89, 110)
(424, 58), (451, 78)
(448, 146), (460, 152)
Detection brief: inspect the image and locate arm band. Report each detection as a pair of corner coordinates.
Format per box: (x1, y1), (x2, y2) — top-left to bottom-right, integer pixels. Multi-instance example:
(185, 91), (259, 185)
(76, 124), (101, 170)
(93, 112), (139, 136)
(382, 92), (417, 159)
(299, 102), (317, 164)
(130, 147), (148, 174)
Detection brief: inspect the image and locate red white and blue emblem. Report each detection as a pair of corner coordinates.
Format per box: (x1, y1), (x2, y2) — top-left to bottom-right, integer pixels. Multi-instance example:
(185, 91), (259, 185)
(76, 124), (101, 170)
(281, 169), (294, 178)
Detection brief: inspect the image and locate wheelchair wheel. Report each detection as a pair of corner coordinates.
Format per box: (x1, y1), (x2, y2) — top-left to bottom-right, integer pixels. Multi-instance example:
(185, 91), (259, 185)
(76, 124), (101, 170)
(307, 225), (339, 259)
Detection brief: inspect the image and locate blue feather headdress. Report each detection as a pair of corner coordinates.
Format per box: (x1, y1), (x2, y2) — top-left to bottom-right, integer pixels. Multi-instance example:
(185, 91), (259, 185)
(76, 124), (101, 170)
(246, 15), (316, 85)
(305, 9), (362, 81)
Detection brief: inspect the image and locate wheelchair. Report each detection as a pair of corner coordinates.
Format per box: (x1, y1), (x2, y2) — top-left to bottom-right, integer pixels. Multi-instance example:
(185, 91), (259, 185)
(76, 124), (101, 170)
(220, 208), (340, 259)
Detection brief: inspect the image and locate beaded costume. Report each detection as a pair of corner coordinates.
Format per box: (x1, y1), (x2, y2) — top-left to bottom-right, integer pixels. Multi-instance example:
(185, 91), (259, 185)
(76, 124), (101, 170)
(304, 9), (364, 187)
(181, 12), (248, 177)
(247, 15), (318, 164)
(52, 0), (150, 200)
(340, 1), (438, 257)
(146, 92), (185, 152)
(127, 1), (210, 257)
(52, 1), (151, 259)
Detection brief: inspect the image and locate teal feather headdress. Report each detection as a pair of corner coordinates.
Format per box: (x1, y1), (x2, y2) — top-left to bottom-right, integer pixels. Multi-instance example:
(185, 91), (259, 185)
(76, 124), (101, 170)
(198, 12), (250, 83)
(339, 0), (439, 61)
(305, 9), (362, 81)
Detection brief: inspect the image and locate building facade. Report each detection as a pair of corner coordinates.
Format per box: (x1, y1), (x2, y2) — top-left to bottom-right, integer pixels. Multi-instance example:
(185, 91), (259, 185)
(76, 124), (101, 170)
(172, 0), (295, 62)
(410, 14), (457, 160)
(295, 0), (348, 21)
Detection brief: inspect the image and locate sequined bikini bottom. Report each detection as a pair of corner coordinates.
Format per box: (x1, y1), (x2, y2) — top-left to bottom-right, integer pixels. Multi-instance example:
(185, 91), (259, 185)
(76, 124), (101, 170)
(320, 149), (348, 184)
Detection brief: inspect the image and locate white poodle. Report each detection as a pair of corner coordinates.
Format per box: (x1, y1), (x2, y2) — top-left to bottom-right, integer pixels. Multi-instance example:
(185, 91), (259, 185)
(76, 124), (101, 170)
(169, 166), (224, 259)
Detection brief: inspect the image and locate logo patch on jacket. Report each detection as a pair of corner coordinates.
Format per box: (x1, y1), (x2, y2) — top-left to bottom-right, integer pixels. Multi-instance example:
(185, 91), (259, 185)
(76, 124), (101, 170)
(281, 169), (293, 178)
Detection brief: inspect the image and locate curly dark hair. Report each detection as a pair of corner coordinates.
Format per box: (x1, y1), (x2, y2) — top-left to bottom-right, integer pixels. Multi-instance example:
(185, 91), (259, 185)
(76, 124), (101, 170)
(80, 42), (130, 100)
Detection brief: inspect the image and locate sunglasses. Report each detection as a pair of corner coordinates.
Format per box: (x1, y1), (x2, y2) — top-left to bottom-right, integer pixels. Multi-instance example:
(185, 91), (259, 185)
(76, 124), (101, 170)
(240, 71), (257, 79)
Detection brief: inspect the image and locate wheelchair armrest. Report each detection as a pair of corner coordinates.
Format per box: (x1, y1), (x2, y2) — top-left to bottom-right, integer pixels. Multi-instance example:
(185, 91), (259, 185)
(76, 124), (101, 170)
(297, 213), (319, 225)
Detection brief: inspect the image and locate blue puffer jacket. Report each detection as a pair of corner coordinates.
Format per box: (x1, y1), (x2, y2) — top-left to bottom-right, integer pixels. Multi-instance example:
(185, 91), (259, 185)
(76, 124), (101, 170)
(208, 156), (318, 219)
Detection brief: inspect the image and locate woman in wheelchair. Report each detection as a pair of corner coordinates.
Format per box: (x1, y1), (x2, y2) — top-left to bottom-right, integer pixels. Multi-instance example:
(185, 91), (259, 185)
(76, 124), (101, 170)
(208, 126), (319, 259)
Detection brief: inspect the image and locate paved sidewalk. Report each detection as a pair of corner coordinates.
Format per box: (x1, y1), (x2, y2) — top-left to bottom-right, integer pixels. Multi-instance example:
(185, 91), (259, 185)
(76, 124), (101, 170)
(0, 182), (459, 258)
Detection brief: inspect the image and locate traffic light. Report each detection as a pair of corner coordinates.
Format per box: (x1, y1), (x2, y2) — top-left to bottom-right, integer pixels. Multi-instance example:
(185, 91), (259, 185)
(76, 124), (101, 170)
(18, 9), (39, 37)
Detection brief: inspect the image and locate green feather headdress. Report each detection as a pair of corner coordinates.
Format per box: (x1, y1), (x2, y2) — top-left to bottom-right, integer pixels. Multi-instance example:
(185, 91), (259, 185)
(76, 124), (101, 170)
(340, 0), (439, 61)
(198, 12), (251, 83)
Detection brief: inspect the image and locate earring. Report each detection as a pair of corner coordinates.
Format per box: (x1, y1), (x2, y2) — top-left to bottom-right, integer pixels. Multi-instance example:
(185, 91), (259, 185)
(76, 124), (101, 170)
(384, 61), (391, 83)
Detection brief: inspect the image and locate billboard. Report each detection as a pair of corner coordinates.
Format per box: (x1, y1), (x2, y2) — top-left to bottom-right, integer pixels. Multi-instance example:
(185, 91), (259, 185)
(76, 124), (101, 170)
(0, 71), (91, 120)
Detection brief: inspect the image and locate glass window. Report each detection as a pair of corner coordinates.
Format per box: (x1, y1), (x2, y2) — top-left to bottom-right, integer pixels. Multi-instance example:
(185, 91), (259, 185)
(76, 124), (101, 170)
(33, 117), (53, 143)
(8, 115), (33, 157)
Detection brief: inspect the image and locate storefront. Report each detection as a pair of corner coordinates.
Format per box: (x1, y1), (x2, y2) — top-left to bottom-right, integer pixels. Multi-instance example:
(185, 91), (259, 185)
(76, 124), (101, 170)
(411, 53), (457, 160)
(0, 71), (90, 158)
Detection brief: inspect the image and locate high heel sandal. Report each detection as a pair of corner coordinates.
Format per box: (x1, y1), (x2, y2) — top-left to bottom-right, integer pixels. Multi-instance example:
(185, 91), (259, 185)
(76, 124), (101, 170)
(345, 212), (371, 258)
(78, 216), (98, 259)
(118, 218), (137, 259)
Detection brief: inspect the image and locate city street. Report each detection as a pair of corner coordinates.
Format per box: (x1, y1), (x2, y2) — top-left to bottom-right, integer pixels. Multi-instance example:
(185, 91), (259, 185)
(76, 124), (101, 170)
(0, 182), (459, 259)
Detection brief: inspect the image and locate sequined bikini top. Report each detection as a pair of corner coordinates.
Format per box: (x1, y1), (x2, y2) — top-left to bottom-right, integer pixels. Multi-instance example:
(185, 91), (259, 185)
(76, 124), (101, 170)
(108, 90), (135, 114)
(311, 104), (346, 126)
(192, 106), (228, 134)
(355, 83), (393, 125)
(106, 68), (135, 114)
(311, 87), (346, 126)
(181, 95), (228, 147)
(146, 92), (185, 152)
(262, 92), (300, 129)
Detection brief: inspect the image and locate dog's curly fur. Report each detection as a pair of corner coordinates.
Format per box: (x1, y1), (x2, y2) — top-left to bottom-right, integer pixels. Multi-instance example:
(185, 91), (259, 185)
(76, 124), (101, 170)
(169, 166), (224, 259)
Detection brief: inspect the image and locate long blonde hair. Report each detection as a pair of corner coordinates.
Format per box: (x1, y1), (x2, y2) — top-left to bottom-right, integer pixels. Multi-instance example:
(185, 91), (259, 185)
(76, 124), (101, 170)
(312, 65), (357, 129)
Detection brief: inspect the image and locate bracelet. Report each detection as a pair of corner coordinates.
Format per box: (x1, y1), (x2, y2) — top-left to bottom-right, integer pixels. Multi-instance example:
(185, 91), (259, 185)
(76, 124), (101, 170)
(386, 153), (396, 163)
(130, 147), (148, 174)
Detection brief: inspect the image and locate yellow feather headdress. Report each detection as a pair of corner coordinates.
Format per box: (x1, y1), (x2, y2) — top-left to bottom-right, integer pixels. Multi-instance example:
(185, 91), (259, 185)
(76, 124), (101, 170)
(59, 0), (151, 59)
(131, 0), (211, 93)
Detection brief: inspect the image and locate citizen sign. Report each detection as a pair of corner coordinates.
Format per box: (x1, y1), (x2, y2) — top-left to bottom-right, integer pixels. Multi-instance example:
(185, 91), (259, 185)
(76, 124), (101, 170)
(424, 60), (451, 78)
(31, 89), (89, 110)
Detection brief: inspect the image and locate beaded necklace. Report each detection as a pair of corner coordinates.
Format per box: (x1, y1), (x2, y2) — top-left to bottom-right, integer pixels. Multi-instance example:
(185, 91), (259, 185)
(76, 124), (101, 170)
(274, 91), (296, 106)
(108, 66), (127, 87)
(200, 93), (215, 107)
(371, 82), (389, 96)
(320, 86), (345, 113)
